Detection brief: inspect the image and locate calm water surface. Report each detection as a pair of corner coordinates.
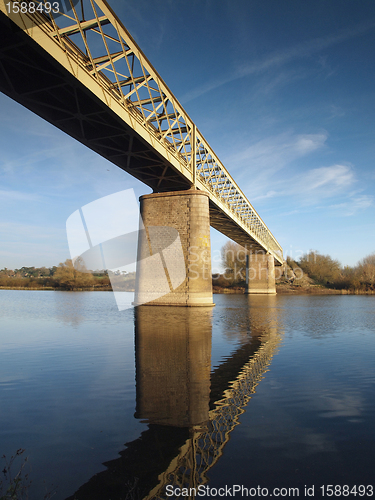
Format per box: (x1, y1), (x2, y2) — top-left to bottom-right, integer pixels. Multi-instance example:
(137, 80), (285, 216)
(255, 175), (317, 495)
(0, 291), (374, 499)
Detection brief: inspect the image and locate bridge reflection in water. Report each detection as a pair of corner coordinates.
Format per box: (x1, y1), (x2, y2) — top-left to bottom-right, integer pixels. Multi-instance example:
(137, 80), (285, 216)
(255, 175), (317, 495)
(66, 298), (283, 500)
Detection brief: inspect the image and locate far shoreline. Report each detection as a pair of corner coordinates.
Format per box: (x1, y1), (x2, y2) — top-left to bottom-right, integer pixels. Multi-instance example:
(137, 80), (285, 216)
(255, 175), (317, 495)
(1, 285), (374, 295)
(213, 282), (375, 295)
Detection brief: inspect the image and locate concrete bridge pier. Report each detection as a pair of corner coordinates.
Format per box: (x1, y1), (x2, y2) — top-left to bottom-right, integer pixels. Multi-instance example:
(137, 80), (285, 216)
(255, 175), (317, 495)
(134, 189), (214, 307)
(245, 252), (277, 294)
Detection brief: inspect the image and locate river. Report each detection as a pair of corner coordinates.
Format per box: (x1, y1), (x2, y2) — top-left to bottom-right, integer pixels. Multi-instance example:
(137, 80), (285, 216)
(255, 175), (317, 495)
(0, 291), (374, 499)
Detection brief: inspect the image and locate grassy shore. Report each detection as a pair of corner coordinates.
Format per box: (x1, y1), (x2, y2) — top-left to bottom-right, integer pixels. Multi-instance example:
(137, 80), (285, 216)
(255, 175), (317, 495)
(213, 281), (375, 295)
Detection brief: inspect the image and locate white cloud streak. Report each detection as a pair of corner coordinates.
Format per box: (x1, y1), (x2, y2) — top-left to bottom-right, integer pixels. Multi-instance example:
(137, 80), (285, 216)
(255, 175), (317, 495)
(298, 164), (354, 191)
(232, 132), (327, 171)
(226, 130), (371, 214)
(329, 194), (374, 216)
(270, 164), (357, 205)
(254, 163), (372, 216)
(228, 131), (328, 198)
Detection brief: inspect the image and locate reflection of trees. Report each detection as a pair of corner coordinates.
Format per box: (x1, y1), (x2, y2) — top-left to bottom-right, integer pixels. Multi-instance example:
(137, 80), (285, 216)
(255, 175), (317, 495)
(53, 291), (86, 327)
(66, 298), (283, 500)
(216, 294), (279, 345)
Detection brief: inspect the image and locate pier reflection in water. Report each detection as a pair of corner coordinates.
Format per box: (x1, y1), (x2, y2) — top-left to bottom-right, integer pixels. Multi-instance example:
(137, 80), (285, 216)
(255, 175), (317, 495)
(135, 306), (212, 428)
(67, 298), (282, 500)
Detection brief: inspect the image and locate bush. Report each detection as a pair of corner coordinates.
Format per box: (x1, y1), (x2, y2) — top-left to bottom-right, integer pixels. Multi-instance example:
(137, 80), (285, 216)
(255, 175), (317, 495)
(0, 449), (30, 500)
(298, 250), (341, 285)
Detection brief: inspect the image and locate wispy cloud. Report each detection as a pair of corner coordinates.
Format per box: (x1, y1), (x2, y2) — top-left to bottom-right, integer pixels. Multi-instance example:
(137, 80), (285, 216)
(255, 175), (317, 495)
(231, 131), (327, 170)
(0, 148), (64, 174)
(0, 221), (62, 239)
(260, 164), (373, 216)
(328, 104), (346, 119)
(251, 67), (312, 98)
(182, 19), (375, 103)
(283, 163), (366, 210)
(272, 164), (356, 206)
(318, 392), (363, 419)
(0, 189), (42, 202)
(227, 131), (328, 198)
(0, 220), (68, 265)
(225, 127), (368, 212)
(297, 164), (354, 192)
(252, 190), (278, 202)
(329, 194), (374, 216)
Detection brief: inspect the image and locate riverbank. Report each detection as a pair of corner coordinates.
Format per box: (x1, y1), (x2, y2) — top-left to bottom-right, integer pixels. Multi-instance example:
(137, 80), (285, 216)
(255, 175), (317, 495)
(1, 284), (374, 295)
(276, 283), (374, 294)
(213, 282), (375, 295)
(0, 286), (112, 291)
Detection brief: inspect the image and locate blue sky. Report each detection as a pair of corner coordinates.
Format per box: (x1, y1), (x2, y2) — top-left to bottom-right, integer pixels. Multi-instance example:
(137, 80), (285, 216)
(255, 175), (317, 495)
(1, 0), (375, 271)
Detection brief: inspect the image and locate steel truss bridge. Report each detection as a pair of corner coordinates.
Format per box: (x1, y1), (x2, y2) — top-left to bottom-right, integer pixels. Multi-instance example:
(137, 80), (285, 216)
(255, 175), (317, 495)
(0, 0), (283, 263)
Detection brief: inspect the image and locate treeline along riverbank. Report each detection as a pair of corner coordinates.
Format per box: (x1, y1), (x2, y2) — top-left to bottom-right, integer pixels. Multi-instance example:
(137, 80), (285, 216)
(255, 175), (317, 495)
(0, 259), (134, 292)
(1, 249), (375, 294)
(215, 246), (375, 294)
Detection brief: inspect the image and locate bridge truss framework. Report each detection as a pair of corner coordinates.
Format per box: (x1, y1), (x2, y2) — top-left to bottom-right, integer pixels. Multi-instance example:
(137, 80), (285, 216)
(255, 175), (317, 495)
(0, 0), (283, 263)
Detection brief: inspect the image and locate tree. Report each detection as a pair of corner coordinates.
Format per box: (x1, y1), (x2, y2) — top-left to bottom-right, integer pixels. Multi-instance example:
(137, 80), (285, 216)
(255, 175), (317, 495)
(38, 266), (50, 277)
(49, 266), (57, 276)
(54, 259), (95, 290)
(221, 241), (247, 283)
(358, 253), (375, 289)
(298, 250), (341, 285)
(339, 265), (362, 290)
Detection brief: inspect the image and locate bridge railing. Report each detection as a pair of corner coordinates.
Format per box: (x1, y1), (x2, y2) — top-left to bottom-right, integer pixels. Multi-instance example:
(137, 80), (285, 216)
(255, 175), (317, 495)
(1, 0), (283, 262)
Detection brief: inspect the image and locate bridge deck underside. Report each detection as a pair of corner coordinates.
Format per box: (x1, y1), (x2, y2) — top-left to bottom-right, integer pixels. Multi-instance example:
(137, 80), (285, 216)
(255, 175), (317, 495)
(209, 201), (266, 254)
(0, 12), (276, 260)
